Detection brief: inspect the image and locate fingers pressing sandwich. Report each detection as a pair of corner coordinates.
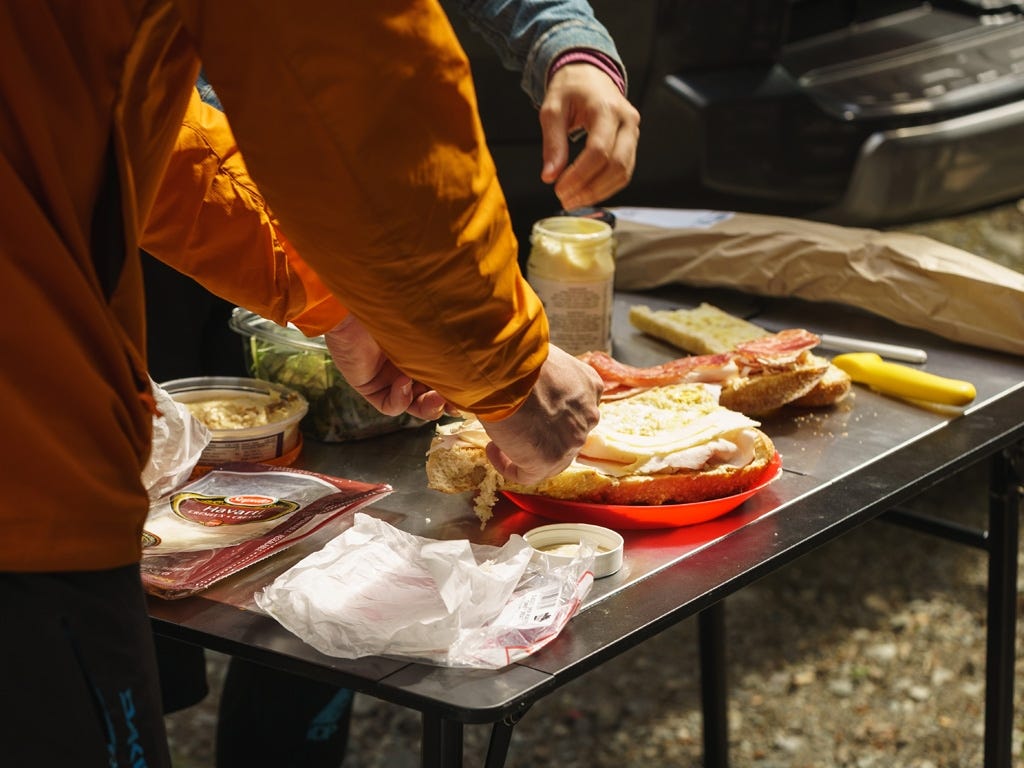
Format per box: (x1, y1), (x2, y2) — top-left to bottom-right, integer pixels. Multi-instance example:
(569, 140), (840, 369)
(481, 345), (603, 486)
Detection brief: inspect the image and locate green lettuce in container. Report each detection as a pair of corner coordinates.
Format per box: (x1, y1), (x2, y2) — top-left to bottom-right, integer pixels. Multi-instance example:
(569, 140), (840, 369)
(229, 308), (428, 442)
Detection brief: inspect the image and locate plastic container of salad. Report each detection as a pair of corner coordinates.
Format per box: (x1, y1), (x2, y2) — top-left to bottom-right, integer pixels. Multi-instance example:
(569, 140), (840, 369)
(229, 307), (427, 442)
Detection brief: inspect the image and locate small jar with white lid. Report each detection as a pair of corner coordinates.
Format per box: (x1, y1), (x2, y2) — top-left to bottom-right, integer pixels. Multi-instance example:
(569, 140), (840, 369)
(526, 216), (615, 356)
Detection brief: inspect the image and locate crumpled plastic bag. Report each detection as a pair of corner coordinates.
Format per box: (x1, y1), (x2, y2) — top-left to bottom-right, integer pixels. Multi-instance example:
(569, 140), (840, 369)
(141, 376), (211, 500)
(255, 513), (596, 669)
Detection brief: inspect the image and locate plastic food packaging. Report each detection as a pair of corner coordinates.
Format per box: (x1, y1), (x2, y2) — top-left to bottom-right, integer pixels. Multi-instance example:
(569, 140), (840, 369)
(229, 308), (427, 442)
(142, 376), (212, 501)
(255, 513), (596, 669)
(141, 464), (391, 599)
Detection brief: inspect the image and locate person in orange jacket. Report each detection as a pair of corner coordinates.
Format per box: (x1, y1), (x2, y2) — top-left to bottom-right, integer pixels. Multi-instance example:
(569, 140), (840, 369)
(152, 11), (639, 756)
(0, 2), (628, 766)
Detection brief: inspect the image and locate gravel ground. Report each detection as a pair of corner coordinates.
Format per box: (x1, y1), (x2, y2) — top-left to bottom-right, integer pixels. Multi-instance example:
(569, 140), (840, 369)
(165, 201), (1024, 767)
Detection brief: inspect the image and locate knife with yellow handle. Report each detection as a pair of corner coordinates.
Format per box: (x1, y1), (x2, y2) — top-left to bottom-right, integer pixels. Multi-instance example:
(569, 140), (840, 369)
(832, 352), (977, 406)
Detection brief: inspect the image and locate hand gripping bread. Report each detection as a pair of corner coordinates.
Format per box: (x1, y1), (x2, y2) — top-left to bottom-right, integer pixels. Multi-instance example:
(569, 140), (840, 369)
(427, 383), (777, 524)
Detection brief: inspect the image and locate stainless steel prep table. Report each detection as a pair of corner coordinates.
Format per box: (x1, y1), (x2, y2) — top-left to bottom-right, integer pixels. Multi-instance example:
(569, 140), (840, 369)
(148, 285), (1024, 768)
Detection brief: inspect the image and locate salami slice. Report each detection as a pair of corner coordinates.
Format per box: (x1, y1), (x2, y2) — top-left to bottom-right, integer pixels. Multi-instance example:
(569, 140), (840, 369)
(579, 350), (735, 388)
(732, 328), (820, 369)
(579, 328), (820, 393)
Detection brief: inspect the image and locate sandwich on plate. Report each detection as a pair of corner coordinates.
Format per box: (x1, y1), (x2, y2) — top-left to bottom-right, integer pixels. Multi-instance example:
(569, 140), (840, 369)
(624, 302), (851, 413)
(426, 382), (777, 526)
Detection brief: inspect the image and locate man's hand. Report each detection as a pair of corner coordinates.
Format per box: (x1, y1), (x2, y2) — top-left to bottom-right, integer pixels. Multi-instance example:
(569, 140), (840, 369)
(540, 63), (640, 210)
(323, 315), (448, 421)
(325, 318), (602, 485)
(481, 345), (603, 486)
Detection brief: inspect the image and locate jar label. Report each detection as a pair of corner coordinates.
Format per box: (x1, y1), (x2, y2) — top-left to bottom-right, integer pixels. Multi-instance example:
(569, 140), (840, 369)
(529, 274), (613, 356)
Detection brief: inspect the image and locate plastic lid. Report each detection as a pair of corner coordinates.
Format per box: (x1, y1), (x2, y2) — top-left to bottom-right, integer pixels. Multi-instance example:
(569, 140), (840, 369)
(229, 307), (328, 352)
(523, 522), (624, 578)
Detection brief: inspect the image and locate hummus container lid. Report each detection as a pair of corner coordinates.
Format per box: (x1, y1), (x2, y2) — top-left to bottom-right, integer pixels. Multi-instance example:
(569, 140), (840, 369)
(523, 522), (624, 578)
(162, 376), (308, 469)
(229, 308), (328, 351)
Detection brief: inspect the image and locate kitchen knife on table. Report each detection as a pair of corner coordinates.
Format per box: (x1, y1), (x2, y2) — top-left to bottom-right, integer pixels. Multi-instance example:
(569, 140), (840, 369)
(832, 352), (976, 406)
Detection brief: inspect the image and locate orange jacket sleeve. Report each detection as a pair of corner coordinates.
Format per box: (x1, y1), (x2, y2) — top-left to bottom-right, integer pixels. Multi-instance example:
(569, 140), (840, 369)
(174, 0), (548, 417)
(142, 89), (348, 337)
(0, 1), (547, 572)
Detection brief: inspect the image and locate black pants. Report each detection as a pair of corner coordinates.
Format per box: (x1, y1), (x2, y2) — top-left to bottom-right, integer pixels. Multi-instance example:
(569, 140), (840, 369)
(1, 565), (172, 768)
(217, 657), (354, 768)
(158, 638), (354, 768)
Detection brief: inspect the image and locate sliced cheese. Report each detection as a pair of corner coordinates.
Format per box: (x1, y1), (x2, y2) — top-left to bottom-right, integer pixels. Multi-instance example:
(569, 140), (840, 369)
(584, 407), (757, 460)
(430, 383), (760, 480)
(579, 430), (757, 477)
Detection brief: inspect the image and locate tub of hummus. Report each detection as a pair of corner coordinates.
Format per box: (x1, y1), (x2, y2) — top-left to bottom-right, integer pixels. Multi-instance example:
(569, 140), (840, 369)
(162, 377), (309, 467)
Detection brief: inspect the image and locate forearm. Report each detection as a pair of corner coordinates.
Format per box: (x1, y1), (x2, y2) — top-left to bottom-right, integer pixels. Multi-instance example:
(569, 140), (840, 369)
(451, 0), (626, 104)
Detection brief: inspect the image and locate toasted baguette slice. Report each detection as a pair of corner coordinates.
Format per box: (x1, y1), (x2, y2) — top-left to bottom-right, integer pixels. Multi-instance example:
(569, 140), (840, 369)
(719, 353), (831, 415)
(427, 383), (778, 523)
(630, 303), (767, 355)
(789, 363), (852, 408)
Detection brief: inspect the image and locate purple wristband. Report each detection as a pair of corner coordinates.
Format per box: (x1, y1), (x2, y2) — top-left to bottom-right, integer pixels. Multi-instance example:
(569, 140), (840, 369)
(548, 49), (626, 96)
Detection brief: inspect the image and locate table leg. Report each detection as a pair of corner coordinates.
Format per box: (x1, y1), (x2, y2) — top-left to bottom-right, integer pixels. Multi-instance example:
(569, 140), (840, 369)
(484, 705), (530, 768)
(983, 445), (1022, 768)
(421, 712), (463, 768)
(699, 601), (729, 768)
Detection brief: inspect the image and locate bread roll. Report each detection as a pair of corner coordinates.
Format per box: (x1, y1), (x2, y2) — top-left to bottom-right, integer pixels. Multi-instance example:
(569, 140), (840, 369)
(789, 363), (853, 408)
(628, 303), (848, 411)
(719, 353), (832, 415)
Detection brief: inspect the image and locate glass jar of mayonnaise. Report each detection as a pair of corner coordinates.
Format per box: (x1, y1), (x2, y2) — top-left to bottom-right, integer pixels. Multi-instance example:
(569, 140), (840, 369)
(526, 216), (615, 356)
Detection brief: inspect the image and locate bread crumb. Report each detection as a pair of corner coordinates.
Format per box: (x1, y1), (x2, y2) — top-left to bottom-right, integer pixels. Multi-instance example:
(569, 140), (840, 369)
(473, 465), (500, 528)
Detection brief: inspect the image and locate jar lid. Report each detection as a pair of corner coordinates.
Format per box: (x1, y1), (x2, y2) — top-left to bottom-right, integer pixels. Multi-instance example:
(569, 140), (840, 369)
(558, 206), (616, 228)
(523, 522), (624, 578)
(229, 307), (328, 352)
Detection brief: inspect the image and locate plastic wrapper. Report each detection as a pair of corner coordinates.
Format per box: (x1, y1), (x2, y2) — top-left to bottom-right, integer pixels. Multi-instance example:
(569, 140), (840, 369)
(611, 207), (1024, 356)
(141, 377), (212, 501)
(255, 513), (596, 669)
(141, 464), (391, 599)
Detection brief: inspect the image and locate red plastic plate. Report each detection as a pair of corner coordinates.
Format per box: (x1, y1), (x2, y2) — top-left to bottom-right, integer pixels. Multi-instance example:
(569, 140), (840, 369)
(503, 452), (783, 530)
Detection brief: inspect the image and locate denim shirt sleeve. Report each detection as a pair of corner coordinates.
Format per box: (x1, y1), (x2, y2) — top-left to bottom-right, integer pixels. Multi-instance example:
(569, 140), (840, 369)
(450, 0), (627, 106)
(195, 70), (225, 112)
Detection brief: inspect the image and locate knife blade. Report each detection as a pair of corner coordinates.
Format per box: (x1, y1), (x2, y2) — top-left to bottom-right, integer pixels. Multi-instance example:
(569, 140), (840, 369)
(817, 334), (928, 364)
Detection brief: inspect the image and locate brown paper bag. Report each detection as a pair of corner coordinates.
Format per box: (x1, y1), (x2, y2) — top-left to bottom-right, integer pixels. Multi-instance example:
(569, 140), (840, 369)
(611, 208), (1024, 356)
